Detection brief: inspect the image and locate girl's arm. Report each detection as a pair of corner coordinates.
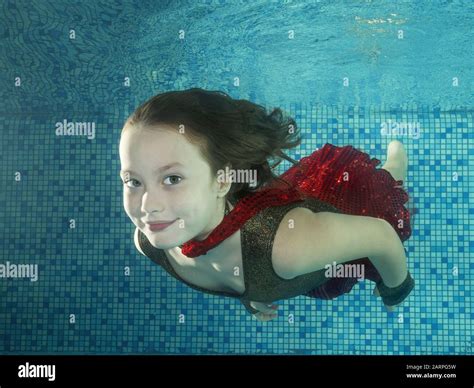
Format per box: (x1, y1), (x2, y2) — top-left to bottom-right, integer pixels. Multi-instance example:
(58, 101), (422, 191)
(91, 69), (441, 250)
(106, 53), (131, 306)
(273, 209), (409, 288)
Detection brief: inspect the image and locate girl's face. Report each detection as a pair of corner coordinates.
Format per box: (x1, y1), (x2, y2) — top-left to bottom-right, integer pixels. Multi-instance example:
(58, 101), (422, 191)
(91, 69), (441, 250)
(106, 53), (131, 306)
(119, 123), (229, 250)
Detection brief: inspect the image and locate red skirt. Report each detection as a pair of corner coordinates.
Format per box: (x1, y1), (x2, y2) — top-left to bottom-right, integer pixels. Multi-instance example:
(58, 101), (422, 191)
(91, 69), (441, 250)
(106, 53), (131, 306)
(278, 143), (418, 300)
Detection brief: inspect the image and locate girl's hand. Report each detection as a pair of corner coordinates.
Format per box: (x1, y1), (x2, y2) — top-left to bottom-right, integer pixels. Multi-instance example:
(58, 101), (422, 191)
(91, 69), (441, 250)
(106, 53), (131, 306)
(373, 286), (401, 312)
(250, 301), (279, 322)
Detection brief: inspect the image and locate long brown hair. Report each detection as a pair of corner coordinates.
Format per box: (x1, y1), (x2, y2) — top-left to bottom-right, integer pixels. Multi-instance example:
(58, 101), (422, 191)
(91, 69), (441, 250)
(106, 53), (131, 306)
(123, 88), (302, 203)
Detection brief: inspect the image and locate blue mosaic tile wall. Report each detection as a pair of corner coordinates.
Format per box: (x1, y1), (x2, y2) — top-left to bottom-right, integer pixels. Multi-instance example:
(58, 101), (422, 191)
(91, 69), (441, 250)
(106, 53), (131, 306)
(0, 1), (472, 355)
(1, 107), (472, 355)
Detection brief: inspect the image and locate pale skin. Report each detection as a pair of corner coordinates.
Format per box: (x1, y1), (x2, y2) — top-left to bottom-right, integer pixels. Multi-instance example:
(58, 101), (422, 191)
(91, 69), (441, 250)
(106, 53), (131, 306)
(257, 140), (410, 322)
(120, 125), (409, 322)
(257, 140), (409, 322)
(375, 140), (409, 301)
(119, 122), (232, 251)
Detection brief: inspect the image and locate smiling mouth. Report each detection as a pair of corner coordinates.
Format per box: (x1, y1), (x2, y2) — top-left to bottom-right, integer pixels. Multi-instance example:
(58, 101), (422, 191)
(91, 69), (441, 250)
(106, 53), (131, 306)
(147, 219), (177, 231)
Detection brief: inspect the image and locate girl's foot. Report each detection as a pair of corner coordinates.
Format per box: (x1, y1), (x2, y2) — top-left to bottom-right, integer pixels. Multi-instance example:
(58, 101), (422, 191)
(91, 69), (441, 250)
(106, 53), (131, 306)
(381, 140), (408, 186)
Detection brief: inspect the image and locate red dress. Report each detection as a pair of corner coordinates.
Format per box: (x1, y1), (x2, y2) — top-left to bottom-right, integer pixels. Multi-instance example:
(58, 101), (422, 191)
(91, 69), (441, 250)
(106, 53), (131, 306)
(282, 143), (417, 299)
(181, 143), (417, 300)
(279, 142), (415, 243)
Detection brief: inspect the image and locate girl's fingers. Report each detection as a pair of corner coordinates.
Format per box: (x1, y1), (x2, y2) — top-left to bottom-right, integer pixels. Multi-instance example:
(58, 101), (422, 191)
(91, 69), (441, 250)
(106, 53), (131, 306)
(385, 304), (400, 312)
(250, 302), (279, 314)
(254, 312), (277, 321)
(249, 301), (279, 320)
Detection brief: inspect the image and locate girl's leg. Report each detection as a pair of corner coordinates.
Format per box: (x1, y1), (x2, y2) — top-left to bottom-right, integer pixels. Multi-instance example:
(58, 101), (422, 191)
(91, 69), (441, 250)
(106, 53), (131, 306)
(381, 140), (408, 187)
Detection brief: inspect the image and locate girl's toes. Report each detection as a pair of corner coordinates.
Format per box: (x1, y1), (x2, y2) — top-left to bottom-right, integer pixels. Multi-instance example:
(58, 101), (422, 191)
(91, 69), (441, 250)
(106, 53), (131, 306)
(387, 140), (406, 161)
(386, 140), (408, 181)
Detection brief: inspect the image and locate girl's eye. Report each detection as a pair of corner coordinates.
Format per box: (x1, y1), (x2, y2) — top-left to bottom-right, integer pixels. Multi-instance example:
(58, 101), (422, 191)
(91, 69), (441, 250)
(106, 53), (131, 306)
(122, 175), (182, 188)
(123, 178), (141, 188)
(164, 175), (182, 185)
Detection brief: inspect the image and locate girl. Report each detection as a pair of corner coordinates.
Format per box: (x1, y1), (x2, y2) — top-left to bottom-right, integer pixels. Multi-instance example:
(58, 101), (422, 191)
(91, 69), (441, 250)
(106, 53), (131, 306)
(119, 88), (416, 322)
